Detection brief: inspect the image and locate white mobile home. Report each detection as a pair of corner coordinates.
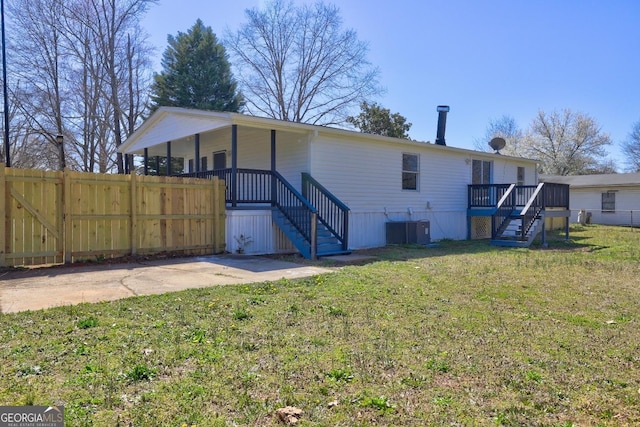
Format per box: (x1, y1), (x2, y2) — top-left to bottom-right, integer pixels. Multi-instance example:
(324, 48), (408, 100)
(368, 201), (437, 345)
(120, 108), (569, 257)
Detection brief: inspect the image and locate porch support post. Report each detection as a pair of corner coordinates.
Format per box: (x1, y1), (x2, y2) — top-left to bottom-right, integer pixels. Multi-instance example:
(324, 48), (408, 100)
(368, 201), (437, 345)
(195, 133), (200, 173)
(154, 156), (160, 175)
(271, 129), (276, 206)
(166, 141), (172, 176)
(231, 124), (238, 207)
(143, 148), (149, 176)
(270, 129), (276, 172)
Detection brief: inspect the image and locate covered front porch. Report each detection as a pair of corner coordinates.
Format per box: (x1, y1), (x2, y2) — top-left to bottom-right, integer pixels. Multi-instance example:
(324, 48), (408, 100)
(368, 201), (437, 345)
(119, 108), (350, 259)
(467, 183), (571, 247)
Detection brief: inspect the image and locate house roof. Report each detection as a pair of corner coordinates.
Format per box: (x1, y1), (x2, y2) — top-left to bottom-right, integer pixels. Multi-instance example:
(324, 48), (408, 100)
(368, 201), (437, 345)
(119, 107), (537, 164)
(540, 173), (640, 188)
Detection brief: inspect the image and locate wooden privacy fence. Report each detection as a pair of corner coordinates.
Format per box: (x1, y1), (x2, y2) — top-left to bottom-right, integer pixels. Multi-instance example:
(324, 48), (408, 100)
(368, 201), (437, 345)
(0, 165), (226, 267)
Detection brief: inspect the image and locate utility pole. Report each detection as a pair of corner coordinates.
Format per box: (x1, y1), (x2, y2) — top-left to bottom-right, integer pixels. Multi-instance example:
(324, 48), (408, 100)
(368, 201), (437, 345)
(1, 0), (9, 166)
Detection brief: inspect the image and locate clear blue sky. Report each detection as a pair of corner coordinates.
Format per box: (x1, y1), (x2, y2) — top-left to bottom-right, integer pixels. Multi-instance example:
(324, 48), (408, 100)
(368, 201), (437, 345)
(142, 0), (640, 170)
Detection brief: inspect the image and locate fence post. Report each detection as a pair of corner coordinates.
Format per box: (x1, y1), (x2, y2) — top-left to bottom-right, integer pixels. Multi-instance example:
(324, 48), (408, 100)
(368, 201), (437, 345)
(130, 172), (138, 255)
(0, 163), (5, 267)
(63, 168), (72, 264)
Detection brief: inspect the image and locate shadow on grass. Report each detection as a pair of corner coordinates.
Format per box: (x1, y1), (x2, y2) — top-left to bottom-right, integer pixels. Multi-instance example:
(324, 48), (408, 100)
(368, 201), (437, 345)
(315, 226), (603, 266)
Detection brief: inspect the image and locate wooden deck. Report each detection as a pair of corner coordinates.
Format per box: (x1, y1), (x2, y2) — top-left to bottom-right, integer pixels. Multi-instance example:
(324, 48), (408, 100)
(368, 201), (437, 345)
(468, 183), (570, 246)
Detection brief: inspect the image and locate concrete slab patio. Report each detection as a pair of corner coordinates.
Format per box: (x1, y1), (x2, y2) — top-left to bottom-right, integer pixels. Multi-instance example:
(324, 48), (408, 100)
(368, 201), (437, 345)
(0, 255), (333, 314)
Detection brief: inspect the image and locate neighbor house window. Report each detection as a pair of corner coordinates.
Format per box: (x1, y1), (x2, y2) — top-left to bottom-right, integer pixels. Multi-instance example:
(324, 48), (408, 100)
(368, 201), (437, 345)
(517, 166), (525, 195)
(472, 159), (492, 184)
(602, 191), (615, 213)
(402, 153), (419, 190)
(213, 151), (226, 170)
(188, 159), (194, 173)
(517, 167), (525, 186)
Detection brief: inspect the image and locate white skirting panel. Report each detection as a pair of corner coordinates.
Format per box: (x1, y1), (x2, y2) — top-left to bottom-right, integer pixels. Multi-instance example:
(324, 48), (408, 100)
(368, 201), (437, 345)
(226, 209), (467, 255)
(347, 210), (467, 249)
(226, 210), (296, 255)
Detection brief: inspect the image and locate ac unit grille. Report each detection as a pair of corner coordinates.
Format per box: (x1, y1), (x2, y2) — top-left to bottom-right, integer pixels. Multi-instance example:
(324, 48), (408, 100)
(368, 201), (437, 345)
(386, 221), (430, 245)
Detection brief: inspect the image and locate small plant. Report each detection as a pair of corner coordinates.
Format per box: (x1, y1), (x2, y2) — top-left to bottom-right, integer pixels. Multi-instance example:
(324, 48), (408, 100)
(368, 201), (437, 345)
(191, 329), (206, 344)
(425, 354), (450, 373)
(401, 372), (427, 388)
(233, 307), (251, 321)
(126, 364), (157, 382)
(360, 395), (395, 414)
(525, 370), (542, 383)
(77, 316), (98, 329)
(234, 234), (253, 254)
(326, 367), (353, 383)
(328, 305), (347, 317)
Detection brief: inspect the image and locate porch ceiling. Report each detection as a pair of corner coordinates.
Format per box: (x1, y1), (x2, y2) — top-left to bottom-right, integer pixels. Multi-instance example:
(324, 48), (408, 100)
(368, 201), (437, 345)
(120, 110), (233, 154)
(144, 126), (299, 158)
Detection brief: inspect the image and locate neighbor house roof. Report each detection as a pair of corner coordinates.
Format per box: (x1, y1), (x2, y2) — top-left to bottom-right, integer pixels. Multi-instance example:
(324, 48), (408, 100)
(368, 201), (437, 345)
(119, 107), (538, 164)
(540, 173), (640, 188)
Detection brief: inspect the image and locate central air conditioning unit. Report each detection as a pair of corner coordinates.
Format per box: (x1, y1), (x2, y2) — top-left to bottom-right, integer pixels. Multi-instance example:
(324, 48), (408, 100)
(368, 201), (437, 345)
(386, 221), (430, 245)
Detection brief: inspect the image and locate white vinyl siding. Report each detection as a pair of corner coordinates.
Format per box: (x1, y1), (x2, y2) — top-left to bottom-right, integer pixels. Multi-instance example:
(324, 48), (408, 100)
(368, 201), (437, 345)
(569, 187), (640, 226)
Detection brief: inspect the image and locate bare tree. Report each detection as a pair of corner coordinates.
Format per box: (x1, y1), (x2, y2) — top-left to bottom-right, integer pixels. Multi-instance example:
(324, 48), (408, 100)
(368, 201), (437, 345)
(521, 109), (613, 175)
(8, 0), (69, 167)
(2, 87), (57, 169)
(7, 0), (155, 172)
(226, 0), (382, 125)
(474, 115), (523, 154)
(621, 120), (640, 172)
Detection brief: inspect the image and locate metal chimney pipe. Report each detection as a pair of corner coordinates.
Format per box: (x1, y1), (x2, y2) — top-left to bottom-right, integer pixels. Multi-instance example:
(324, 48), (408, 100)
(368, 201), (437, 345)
(435, 105), (450, 146)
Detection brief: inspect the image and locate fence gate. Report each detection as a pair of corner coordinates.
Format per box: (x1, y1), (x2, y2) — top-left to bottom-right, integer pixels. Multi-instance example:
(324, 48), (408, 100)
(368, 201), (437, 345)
(1, 166), (64, 266)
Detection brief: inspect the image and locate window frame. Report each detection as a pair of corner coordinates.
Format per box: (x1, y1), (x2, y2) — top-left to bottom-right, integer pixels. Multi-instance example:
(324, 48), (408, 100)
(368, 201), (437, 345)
(601, 191), (616, 213)
(472, 159), (492, 185)
(402, 153), (420, 191)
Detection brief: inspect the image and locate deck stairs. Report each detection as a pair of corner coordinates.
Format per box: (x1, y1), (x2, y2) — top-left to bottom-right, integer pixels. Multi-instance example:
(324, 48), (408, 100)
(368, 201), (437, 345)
(272, 208), (350, 258)
(491, 207), (544, 247)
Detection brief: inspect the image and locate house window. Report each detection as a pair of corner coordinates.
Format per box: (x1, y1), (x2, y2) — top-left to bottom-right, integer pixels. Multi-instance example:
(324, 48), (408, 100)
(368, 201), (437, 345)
(213, 151), (226, 170)
(602, 191), (615, 213)
(200, 156), (208, 171)
(188, 159), (194, 173)
(402, 153), (419, 190)
(472, 159), (492, 184)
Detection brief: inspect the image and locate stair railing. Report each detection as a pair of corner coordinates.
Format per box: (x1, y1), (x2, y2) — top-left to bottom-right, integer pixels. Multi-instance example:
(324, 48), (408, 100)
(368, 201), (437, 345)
(519, 183), (544, 240)
(273, 171), (318, 259)
(301, 173), (350, 251)
(491, 184), (516, 239)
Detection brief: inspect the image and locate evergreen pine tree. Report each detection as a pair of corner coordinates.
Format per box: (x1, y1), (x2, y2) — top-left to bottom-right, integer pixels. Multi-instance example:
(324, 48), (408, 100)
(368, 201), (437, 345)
(151, 19), (243, 112)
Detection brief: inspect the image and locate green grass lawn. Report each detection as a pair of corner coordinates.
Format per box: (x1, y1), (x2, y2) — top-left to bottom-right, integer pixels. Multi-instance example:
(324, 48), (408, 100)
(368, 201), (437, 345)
(1, 225), (639, 426)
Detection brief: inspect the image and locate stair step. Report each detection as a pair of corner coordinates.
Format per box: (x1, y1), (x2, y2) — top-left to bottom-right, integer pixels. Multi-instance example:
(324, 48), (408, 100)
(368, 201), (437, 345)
(272, 207), (347, 259)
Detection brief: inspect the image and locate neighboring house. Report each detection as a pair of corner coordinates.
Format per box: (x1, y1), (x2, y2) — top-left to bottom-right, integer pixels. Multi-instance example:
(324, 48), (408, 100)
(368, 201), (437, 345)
(541, 173), (640, 227)
(119, 107), (569, 257)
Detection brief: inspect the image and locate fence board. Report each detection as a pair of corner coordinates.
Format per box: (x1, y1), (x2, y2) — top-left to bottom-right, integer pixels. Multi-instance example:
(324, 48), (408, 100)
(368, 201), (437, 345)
(0, 168), (225, 267)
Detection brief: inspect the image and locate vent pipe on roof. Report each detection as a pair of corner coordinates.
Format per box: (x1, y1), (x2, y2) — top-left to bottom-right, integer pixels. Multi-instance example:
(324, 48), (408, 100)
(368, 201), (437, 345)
(435, 105), (450, 146)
